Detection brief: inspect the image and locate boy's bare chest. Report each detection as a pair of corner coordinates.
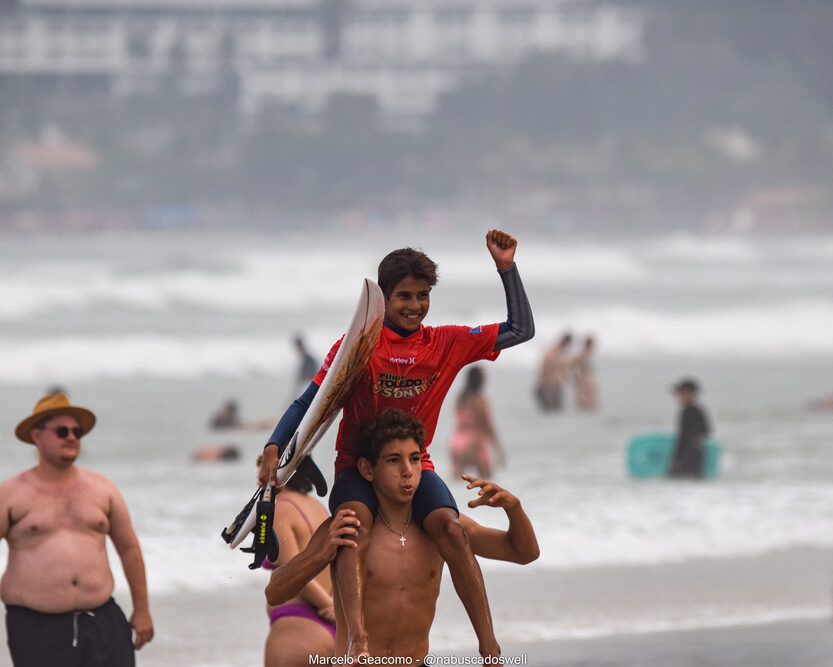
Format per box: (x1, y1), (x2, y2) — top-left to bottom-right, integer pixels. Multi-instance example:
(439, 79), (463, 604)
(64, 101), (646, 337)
(365, 526), (443, 592)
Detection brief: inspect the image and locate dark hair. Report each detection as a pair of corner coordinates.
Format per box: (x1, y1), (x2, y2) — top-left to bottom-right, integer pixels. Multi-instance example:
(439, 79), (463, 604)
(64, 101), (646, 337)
(674, 378), (700, 394)
(356, 408), (426, 466)
(285, 470), (313, 494)
(464, 366), (484, 392)
(377, 248), (438, 299)
(457, 366), (485, 408)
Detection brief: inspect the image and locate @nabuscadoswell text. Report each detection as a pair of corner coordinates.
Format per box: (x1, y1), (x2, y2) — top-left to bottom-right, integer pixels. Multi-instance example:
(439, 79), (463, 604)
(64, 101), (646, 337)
(308, 654), (529, 665)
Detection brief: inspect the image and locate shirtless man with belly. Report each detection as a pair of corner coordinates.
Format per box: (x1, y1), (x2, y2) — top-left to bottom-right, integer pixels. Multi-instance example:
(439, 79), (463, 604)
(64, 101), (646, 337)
(1, 393), (153, 667)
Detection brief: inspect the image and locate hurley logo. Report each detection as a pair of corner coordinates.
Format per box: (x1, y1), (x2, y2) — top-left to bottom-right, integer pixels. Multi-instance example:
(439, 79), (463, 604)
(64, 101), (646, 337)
(389, 356), (416, 365)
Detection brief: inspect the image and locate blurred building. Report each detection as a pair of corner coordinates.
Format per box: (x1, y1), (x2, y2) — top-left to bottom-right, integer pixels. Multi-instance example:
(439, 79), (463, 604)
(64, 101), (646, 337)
(0, 0), (643, 118)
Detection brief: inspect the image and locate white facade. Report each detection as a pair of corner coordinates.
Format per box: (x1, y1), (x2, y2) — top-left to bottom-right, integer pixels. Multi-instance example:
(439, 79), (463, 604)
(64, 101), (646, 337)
(0, 0), (643, 116)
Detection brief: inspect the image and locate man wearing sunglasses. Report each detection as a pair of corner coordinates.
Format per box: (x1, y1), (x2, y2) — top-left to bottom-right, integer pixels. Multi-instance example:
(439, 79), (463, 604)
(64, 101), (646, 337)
(0, 393), (154, 666)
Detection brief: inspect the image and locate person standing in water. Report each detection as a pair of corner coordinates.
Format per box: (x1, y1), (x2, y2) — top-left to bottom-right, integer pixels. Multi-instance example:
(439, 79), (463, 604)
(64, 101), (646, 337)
(449, 366), (505, 479)
(571, 335), (598, 411)
(292, 334), (320, 398)
(669, 378), (711, 478)
(536, 332), (573, 411)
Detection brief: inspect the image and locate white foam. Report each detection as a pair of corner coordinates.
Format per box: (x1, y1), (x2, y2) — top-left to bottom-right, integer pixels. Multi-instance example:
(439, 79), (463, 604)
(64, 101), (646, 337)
(0, 335), (295, 382)
(528, 298), (833, 360)
(0, 249), (373, 320)
(440, 242), (648, 285)
(643, 233), (760, 263)
(3, 295), (832, 384)
(493, 606), (830, 643)
(2, 234), (832, 328)
(499, 481), (833, 572)
(109, 537), (265, 597)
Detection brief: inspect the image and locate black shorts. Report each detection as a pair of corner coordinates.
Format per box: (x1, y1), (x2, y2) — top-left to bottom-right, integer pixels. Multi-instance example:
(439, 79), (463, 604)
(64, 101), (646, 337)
(5, 597), (134, 667)
(328, 467), (458, 525)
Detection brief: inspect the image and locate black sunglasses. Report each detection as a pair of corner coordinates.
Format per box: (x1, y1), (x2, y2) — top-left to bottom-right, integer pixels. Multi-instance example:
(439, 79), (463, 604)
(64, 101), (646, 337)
(45, 426), (84, 439)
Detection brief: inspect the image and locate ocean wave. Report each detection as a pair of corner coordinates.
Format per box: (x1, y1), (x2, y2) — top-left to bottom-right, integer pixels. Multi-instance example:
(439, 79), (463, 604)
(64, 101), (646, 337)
(526, 298), (833, 360)
(3, 476), (829, 598)
(2, 298), (832, 383)
(0, 335), (291, 382)
(502, 480), (833, 573)
(3, 234), (833, 323)
(440, 243), (649, 285)
(0, 243), (648, 322)
(0, 251), (372, 320)
(642, 233), (762, 263)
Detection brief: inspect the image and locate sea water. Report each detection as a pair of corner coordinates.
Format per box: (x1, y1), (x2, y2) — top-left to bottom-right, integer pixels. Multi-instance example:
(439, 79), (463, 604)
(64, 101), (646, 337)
(1, 228), (833, 649)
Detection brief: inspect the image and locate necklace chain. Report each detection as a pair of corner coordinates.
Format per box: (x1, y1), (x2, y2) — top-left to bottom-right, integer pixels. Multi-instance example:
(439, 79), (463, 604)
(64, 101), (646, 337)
(377, 507), (412, 547)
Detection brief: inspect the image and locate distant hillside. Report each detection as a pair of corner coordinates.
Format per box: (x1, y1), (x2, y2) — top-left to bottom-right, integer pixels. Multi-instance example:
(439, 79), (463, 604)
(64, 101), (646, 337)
(2, 0), (831, 231)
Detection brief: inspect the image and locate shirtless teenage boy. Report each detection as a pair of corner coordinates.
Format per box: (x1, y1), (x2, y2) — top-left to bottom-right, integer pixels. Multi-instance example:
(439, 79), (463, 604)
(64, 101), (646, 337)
(536, 332), (573, 411)
(265, 409), (539, 662)
(260, 230), (534, 658)
(0, 393), (153, 667)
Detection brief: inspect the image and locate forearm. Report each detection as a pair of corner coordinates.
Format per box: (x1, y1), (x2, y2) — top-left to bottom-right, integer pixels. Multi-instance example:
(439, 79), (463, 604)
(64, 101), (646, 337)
(504, 504), (539, 564)
(494, 264), (534, 350)
(265, 550), (330, 606)
(119, 544), (151, 613)
(266, 381), (318, 450)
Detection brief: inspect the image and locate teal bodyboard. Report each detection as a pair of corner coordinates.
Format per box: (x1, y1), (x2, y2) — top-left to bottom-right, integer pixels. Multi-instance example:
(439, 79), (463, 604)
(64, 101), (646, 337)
(627, 432), (721, 479)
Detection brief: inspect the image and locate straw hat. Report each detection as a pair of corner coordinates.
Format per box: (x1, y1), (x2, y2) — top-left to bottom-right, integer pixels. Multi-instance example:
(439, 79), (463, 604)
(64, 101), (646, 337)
(14, 393), (96, 445)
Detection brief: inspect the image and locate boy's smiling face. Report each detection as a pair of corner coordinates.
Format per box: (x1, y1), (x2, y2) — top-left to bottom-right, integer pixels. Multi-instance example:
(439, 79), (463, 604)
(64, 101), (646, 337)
(384, 276), (431, 332)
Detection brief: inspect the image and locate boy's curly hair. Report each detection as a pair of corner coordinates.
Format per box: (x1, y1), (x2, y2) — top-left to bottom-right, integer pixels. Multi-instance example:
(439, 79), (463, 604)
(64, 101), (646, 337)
(356, 408), (426, 466)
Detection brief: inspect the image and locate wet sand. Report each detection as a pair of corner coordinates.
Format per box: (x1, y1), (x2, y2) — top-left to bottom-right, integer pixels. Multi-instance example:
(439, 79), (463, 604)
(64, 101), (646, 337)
(496, 618), (833, 666)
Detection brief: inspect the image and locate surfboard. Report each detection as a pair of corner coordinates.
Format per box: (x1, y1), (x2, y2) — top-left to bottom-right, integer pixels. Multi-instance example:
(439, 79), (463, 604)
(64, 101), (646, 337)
(222, 278), (385, 553)
(626, 432), (721, 479)
(275, 277), (385, 487)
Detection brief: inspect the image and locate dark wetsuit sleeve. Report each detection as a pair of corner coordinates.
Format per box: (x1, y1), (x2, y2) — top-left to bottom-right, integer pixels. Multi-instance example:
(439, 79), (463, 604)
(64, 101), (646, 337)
(494, 263), (535, 351)
(265, 381), (319, 453)
(682, 405), (710, 440)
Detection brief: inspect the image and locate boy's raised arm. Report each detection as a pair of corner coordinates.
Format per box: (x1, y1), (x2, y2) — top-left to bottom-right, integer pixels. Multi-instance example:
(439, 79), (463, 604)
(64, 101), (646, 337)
(486, 229), (517, 271)
(459, 476), (539, 565)
(486, 230), (534, 350)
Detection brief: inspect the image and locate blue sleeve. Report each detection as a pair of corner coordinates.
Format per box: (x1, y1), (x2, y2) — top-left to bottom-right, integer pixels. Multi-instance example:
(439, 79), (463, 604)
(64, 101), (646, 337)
(265, 381), (319, 453)
(494, 264), (535, 351)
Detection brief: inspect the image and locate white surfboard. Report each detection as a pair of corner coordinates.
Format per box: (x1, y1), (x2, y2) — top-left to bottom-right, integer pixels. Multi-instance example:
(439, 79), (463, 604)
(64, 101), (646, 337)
(275, 278), (385, 487)
(224, 278), (384, 550)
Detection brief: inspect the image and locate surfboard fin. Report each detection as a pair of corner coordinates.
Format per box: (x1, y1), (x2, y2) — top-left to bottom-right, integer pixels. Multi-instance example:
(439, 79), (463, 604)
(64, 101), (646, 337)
(277, 432), (298, 469)
(298, 455), (328, 497)
(239, 484), (280, 569)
